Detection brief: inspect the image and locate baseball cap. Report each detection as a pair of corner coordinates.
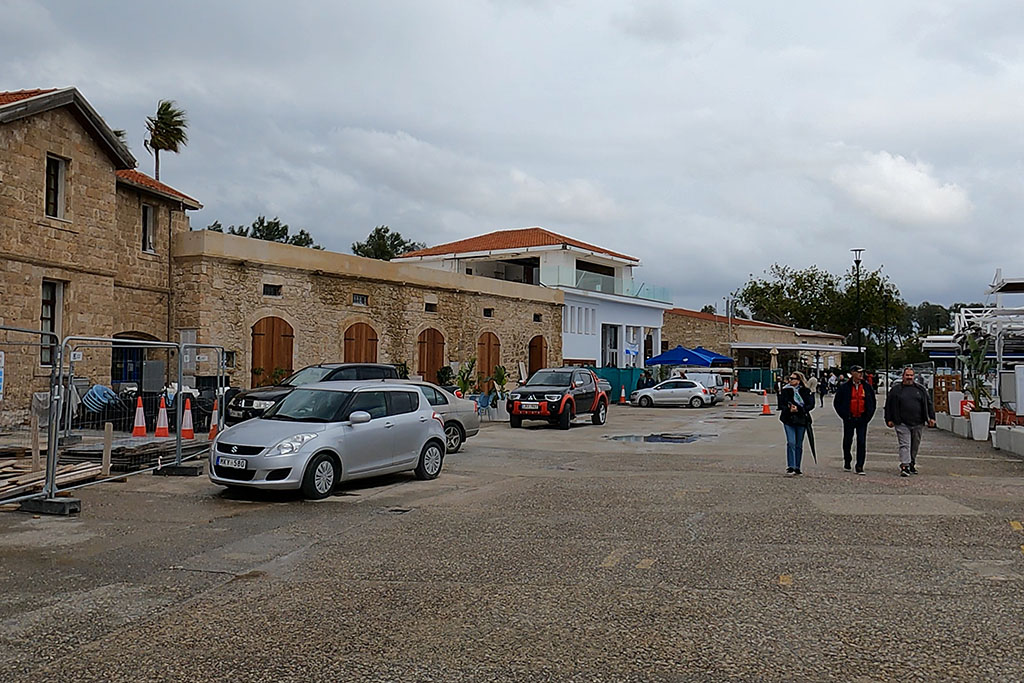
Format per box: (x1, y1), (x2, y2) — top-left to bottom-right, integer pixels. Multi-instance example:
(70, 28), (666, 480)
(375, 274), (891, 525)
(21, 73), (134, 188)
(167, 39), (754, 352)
(849, 365), (864, 372)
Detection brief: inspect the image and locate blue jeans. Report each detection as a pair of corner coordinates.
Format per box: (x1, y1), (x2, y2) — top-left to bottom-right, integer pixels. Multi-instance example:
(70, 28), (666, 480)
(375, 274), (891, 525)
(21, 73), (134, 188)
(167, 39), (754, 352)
(784, 423), (806, 469)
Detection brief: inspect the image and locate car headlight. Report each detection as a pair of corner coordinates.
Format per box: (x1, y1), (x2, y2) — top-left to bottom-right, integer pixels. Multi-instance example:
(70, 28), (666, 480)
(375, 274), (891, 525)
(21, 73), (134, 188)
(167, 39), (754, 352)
(251, 400), (275, 410)
(271, 433), (318, 455)
(510, 393), (521, 400)
(544, 394), (563, 402)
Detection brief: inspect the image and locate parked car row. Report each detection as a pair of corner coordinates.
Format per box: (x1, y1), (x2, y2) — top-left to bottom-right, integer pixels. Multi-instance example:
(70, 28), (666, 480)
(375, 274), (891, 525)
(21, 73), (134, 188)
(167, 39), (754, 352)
(210, 363), (480, 499)
(210, 363), (721, 500)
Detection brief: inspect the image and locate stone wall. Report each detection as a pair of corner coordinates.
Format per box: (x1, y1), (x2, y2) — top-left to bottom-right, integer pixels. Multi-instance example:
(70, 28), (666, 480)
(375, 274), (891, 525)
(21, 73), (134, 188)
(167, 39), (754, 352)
(172, 232), (564, 389)
(660, 310), (734, 355)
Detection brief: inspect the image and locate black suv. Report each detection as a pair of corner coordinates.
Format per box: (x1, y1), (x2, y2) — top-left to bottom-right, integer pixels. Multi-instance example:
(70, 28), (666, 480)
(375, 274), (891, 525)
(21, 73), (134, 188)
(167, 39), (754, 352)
(507, 367), (609, 429)
(225, 363), (400, 425)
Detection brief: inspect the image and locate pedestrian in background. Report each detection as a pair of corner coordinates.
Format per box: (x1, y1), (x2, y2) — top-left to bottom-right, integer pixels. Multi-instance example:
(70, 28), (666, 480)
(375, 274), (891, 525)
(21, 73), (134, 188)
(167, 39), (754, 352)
(884, 367), (936, 476)
(806, 373), (819, 400)
(833, 365), (876, 474)
(778, 371), (815, 476)
(817, 373), (827, 406)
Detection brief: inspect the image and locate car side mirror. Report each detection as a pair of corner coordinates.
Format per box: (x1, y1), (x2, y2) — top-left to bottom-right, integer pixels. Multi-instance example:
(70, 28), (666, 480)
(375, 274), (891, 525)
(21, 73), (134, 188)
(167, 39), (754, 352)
(349, 411), (371, 425)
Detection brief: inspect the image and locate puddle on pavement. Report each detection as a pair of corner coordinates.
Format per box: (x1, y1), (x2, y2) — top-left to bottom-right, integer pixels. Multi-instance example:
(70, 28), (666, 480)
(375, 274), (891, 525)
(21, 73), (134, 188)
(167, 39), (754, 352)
(606, 433), (716, 444)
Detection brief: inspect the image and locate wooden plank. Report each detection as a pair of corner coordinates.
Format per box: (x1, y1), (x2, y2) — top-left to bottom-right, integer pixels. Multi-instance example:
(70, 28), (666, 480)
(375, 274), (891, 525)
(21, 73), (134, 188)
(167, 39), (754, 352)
(30, 413), (41, 472)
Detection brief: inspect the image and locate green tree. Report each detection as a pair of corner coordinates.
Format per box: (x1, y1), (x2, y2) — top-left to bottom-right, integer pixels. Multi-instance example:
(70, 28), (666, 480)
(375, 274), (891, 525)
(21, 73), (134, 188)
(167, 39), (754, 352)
(735, 264), (844, 331)
(700, 304), (716, 314)
(352, 225), (426, 260)
(205, 216), (322, 249)
(144, 100), (188, 180)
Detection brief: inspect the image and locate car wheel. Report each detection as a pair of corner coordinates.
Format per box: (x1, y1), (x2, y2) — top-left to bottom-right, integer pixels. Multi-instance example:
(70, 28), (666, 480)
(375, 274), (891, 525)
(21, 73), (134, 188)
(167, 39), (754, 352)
(689, 396), (704, 408)
(510, 415), (522, 428)
(444, 422), (464, 453)
(301, 452), (337, 500)
(558, 408), (572, 430)
(591, 400), (607, 425)
(414, 441), (444, 480)
(639, 396), (653, 408)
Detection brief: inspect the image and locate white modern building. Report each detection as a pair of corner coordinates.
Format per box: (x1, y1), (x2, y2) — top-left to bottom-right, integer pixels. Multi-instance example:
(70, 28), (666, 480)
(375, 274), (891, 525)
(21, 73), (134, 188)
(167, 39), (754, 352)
(394, 227), (673, 368)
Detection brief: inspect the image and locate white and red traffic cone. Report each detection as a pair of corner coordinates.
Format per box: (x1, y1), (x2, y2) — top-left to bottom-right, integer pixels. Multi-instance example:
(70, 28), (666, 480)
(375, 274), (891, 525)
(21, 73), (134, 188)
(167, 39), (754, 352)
(131, 396), (147, 437)
(208, 398), (219, 440)
(760, 390), (772, 416)
(155, 396), (170, 437)
(180, 397), (195, 440)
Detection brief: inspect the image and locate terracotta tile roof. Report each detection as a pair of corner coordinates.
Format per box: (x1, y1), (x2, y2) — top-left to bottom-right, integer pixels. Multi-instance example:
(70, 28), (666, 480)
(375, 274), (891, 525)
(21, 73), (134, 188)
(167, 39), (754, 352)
(0, 89), (59, 105)
(115, 169), (201, 208)
(401, 227), (639, 262)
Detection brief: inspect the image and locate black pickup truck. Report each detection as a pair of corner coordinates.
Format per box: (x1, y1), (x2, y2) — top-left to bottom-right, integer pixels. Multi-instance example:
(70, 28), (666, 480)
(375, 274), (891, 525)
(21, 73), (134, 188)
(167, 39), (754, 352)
(506, 367), (609, 430)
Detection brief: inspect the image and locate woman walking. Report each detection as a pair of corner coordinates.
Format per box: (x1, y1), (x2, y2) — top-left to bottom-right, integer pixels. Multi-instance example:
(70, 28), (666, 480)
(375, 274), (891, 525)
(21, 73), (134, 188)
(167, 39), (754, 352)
(779, 371), (815, 476)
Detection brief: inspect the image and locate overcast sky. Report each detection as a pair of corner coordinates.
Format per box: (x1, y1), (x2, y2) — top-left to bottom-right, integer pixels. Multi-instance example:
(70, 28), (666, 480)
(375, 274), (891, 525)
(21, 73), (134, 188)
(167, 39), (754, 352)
(4, 0), (1020, 309)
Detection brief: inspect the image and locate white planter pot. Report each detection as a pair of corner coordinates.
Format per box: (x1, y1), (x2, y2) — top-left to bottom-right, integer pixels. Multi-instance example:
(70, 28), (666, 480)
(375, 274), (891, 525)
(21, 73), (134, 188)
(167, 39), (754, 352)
(948, 391), (964, 416)
(969, 411), (990, 441)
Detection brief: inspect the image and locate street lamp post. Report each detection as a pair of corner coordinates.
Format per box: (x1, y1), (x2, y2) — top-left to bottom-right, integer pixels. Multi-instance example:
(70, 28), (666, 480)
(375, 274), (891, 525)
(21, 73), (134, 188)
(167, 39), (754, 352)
(851, 248), (865, 369)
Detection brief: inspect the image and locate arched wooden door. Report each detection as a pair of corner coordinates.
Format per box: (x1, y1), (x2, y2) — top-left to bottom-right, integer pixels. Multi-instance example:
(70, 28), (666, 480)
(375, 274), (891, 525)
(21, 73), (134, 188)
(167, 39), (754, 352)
(528, 335), (547, 377)
(477, 332), (501, 392)
(344, 323), (378, 363)
(417, 328), (445, 384)
(251, 316), (294, 387)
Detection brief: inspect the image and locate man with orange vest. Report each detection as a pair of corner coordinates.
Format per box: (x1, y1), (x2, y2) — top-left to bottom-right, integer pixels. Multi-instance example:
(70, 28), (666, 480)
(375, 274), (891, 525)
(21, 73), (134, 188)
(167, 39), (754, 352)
(833, 365), (876, 475)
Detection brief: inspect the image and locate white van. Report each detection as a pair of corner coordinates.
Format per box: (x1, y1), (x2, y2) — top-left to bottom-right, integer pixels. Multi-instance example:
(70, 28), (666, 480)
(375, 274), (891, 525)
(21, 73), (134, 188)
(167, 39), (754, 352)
(670, 370), (727, 405)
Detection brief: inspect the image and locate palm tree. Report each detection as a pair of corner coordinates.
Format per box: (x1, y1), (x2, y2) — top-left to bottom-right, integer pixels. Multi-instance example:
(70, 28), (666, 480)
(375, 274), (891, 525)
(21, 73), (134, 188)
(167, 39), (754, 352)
(144, 100), (188, 180)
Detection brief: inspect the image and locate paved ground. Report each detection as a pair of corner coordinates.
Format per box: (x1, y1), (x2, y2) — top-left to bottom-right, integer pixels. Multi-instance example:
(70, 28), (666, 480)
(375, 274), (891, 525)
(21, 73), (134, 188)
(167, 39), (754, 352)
(2, 396), (1023, 681)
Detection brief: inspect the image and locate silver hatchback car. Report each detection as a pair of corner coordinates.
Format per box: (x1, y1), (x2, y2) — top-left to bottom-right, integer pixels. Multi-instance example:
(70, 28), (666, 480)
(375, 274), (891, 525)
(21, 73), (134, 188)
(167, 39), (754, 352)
(630, 379), (712, 408)
(209, 381), (447, 499)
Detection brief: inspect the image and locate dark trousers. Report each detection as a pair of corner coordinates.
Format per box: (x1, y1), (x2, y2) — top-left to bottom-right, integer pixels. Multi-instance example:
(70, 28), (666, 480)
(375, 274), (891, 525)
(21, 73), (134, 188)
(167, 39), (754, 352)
(842, 419), (868, 469)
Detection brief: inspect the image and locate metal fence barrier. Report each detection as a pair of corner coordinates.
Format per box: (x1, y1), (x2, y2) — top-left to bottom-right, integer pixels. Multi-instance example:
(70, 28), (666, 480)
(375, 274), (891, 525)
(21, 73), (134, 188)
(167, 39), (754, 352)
(0, 326), (61, 504)
(1, 333), (225, 509)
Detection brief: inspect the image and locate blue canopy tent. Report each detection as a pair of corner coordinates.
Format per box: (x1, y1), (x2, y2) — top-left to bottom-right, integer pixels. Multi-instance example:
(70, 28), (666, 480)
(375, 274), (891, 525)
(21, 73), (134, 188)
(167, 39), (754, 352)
(644, 345), (712, 367)
(692, 346), (734, 367)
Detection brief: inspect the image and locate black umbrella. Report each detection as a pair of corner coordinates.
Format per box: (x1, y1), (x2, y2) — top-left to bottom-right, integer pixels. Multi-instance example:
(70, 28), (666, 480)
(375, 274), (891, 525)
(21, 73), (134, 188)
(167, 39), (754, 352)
(806, 422), (817, 463)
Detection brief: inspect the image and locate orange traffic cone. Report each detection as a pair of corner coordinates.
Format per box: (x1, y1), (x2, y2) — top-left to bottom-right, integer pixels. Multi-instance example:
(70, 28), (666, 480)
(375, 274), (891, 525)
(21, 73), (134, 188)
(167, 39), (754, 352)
(619, 385), (626, 405)
(208, 398), (219, 440)
(155, 396), (170, 437)
(181, 397), (195, 440)
(131, 396), (147, 437)
(760, 390), (772, 416)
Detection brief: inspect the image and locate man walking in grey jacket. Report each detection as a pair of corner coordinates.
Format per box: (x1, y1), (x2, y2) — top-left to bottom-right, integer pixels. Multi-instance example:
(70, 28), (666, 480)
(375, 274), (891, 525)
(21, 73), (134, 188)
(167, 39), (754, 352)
(884, 367), (936, 477)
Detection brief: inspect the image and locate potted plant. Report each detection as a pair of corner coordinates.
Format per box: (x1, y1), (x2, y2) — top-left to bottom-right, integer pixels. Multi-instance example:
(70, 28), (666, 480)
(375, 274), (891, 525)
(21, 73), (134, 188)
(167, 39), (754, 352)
(436, 365), (454, 387)
(455, 358), (476, 397)
(490, 364), (510, 420)
(958, 332), (992, 441)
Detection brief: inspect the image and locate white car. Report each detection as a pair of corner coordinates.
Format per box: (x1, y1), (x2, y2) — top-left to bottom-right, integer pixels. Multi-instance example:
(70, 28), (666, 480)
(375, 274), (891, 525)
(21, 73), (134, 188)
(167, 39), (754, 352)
(209, 381), (446, 499)
(630, 379), (712, 408)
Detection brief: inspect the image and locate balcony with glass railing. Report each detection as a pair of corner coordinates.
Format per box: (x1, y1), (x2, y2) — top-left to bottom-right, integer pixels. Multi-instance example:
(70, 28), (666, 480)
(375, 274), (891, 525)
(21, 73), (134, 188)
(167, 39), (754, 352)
(540, 267), (671, 302)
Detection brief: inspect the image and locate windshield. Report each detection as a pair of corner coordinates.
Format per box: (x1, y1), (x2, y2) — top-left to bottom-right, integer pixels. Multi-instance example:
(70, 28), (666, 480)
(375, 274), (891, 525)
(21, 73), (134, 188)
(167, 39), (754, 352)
(263, 388), (350, 422)
(526, 371), (572, 387)
(283, 366), (334, 386)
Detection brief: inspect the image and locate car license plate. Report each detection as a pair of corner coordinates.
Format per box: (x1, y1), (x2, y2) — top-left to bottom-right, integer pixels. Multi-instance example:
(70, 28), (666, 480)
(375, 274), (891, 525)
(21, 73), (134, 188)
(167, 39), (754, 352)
(217, 456), (247, 469)
(228, 409), (243, 418)
(520, 401), (539, 410)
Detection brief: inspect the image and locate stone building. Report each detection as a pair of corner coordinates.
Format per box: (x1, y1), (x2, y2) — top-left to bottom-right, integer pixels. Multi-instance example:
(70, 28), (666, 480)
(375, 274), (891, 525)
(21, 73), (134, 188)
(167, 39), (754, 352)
(0, 88), (201, 424)
(661, 307), (848, 375)
(173, 231), (563, 388)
